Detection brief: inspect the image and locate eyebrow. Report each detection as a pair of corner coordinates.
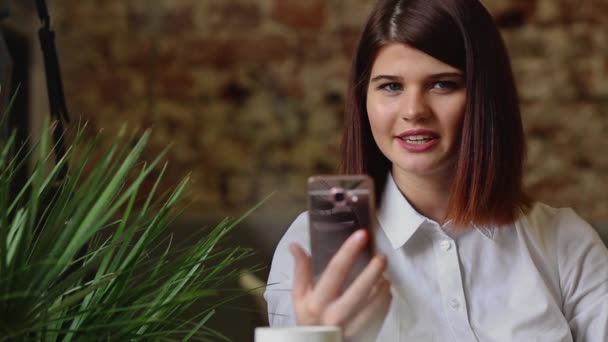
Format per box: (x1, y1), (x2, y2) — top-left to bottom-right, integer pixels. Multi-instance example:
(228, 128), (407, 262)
(370, 72), (464, 83)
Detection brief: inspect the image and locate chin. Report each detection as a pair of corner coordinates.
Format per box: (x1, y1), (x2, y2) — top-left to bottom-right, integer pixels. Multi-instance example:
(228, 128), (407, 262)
(393, 159), (451, 178)
(395, 163), (437, 176)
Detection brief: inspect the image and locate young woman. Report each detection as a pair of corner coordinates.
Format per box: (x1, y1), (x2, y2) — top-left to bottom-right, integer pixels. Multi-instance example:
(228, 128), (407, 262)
(264, 0), (608, 341)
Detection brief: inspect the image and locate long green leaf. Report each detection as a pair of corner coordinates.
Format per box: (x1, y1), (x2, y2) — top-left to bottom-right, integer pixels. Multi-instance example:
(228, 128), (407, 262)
(1, 119), (264, 340)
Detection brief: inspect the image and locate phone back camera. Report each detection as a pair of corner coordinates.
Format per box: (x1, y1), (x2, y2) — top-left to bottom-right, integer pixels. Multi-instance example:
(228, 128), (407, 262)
(334, 191), (345, 203)
(330, 187), (346, 206)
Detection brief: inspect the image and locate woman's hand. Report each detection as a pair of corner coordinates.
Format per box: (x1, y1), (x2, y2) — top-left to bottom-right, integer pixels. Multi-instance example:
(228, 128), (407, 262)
(290, 229), (392, 340)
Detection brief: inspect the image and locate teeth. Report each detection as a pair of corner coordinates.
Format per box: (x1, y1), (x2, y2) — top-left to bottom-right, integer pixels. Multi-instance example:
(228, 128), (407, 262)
(406, 140), (429, 144)
(402, 135), (434, 143)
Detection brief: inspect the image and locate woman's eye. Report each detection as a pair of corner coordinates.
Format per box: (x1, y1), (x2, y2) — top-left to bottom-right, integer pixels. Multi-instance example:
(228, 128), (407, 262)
(380, 82), (402, 92)
(432, 81), (460, 91)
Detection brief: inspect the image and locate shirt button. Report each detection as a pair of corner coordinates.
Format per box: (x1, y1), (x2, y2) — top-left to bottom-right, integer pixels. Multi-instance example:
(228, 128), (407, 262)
(449, 299), (460, 310)
(440, 240), (452, 251)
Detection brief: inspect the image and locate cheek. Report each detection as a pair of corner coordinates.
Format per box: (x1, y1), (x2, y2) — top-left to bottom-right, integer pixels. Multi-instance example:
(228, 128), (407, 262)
(451, 101), (466, 134)
(366, 94), (381, 130)
(436, 97), (466, 135)
(366, 97), (388, 148)
(366, 94), (400, 131)
(446, 109), (465, 133)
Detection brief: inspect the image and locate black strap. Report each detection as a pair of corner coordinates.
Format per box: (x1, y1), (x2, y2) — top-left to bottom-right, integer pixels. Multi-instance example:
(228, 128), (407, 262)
(35, 0), (50, 26)
(34, 0), (69, 177)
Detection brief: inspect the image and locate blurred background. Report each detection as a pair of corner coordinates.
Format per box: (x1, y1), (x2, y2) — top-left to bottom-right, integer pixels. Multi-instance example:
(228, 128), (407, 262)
(1, 0), (607, 340)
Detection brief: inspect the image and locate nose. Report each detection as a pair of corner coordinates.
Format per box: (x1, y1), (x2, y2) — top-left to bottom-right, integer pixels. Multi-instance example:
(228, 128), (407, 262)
(401, 88), (429, 121)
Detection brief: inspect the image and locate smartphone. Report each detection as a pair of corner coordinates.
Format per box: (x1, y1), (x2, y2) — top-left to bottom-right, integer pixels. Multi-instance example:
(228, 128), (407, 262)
(307, 175), (375, 287)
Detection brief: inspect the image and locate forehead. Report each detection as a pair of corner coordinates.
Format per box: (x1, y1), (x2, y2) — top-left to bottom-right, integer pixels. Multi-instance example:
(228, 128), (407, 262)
(370, 43), (461, 77)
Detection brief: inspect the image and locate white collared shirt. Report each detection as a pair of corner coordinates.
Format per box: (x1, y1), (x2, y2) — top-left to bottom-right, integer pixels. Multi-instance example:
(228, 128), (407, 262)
(264, 173), (608, 341)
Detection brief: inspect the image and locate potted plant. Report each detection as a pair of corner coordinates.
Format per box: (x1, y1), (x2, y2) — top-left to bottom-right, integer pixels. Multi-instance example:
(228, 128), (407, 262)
(0, 99), (262, 340)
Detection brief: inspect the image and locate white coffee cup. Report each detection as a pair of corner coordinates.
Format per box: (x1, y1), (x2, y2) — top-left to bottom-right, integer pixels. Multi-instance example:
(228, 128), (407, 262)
(255, 326), (342, 342)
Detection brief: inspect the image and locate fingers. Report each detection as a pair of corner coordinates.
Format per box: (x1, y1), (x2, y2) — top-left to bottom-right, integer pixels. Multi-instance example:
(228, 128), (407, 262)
(290, 243), (312, 301)
(310, 230), (368, 307)
(325, 255), (387, 322)
(344, 278), (392, 340)
(290, 231), (388, 331)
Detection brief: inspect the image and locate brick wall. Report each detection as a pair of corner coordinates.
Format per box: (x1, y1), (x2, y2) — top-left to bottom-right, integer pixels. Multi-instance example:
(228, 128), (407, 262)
(48, 0), (608, 224)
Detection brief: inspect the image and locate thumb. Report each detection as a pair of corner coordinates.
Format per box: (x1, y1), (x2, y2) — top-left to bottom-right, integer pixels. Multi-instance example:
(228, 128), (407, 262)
(290, 243), (313, 301)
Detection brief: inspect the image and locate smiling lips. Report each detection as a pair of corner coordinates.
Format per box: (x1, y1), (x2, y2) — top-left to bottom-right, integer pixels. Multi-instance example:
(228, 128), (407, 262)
(397, 129), (440, 152)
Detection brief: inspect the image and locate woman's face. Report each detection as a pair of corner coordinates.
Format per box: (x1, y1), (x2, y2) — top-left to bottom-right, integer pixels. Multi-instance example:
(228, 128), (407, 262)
(366, 43), (466, 180)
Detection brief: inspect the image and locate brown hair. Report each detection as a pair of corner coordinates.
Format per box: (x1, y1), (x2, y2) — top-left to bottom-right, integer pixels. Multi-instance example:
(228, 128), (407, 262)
(338, 0), (530, 227)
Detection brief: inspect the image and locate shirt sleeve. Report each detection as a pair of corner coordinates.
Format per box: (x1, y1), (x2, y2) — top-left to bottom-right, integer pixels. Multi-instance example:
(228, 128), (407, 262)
(263, 212), (310, 327)
(555, 208), (608, 341)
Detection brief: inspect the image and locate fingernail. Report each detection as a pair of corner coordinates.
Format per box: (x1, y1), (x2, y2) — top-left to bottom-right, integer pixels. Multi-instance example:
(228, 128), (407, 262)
(289, 243), (298, 256)
(353, 229), (366, 242)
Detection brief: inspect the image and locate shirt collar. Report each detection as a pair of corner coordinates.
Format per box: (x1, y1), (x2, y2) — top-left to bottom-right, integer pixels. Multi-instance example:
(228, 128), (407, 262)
(377, 173), (427, 250)
(377, 172), (497, 250)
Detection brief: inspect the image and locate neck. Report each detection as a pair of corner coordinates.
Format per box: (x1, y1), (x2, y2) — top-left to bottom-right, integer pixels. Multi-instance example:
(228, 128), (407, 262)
(391, 167), (453, 224)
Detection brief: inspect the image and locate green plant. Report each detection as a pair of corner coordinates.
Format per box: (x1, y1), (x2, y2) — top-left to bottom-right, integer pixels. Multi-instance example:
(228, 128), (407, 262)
(0, 105), (260, 340)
